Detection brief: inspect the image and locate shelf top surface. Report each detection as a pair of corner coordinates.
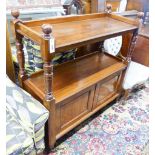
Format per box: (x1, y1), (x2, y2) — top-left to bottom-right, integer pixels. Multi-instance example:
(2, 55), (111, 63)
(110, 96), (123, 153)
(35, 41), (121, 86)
(24, 52), (127, 103)
(24, 14), (138, 51)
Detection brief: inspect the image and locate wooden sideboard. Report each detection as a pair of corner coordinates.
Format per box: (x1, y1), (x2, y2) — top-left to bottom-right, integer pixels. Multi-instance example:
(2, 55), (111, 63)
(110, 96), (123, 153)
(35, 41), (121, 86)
(11, 8), (142, 150)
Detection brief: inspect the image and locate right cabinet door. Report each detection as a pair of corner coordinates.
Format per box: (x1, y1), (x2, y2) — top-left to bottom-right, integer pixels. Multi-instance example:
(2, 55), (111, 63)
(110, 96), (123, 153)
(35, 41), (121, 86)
(93, 74), (122, 109)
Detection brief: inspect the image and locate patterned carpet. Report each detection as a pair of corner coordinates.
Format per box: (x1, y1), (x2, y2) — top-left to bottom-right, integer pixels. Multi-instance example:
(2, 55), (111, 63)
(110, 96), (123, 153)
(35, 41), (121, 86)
(49, 82), (149, 155)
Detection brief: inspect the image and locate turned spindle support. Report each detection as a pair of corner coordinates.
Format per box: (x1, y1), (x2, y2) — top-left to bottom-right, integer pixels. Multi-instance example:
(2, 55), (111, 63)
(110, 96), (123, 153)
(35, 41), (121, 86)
(11, 9), (27, 85)
(126, 12), (144, 63)
(106, 4), (112, 13)
(42, 24), (54, 101)
(42, 24), (56, 150)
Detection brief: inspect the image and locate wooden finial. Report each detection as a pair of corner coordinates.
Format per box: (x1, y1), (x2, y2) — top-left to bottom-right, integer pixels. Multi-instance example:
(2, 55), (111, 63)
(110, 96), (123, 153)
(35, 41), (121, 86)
(42, 24), (52, 38)
(106, 4), (112, 13)
(11, 9), (20, 19)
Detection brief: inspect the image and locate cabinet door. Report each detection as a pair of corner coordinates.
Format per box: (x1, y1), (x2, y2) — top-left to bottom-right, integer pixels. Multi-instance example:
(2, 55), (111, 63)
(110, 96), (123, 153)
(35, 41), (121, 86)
(56, 86), (95, 132)
(93, 74), (120, 108)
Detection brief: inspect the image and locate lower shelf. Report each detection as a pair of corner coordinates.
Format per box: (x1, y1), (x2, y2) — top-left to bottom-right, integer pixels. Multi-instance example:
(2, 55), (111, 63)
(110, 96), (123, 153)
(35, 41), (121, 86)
(23, 52), (126, 104)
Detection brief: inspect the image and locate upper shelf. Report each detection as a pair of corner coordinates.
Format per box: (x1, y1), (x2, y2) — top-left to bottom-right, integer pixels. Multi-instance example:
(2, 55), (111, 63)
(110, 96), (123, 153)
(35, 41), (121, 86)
(15, 13), (139, 52)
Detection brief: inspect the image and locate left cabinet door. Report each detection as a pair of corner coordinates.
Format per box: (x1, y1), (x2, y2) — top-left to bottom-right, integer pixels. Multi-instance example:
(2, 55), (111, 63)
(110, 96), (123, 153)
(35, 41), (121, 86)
(55, 86), (95, 134)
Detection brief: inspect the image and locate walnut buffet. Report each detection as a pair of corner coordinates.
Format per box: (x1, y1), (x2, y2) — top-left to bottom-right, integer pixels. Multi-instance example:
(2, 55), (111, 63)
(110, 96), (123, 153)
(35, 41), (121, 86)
(11, 7), (142, 149)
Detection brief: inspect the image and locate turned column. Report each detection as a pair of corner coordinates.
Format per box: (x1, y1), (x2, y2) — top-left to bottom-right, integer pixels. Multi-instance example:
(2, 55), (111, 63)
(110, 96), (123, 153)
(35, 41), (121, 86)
(42, 24), (54, 102)
(117, 12), (144, 94)
(126, 12), (144, 63)
(11, 10), (27, 85)
(41, 24), (56, 150)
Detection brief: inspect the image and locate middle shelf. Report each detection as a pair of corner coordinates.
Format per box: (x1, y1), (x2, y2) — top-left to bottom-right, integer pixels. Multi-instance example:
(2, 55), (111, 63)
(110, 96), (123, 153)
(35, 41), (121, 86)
(23, 52), (127, 104)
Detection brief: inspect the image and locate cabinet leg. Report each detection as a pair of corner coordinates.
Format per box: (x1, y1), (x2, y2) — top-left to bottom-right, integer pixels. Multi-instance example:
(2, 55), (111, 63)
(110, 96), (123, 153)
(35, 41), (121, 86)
(121, 89), (130, 105)
(48, 103), (56, 149)
(44, 117), (56, 153)
(44, 100), (56, 153)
